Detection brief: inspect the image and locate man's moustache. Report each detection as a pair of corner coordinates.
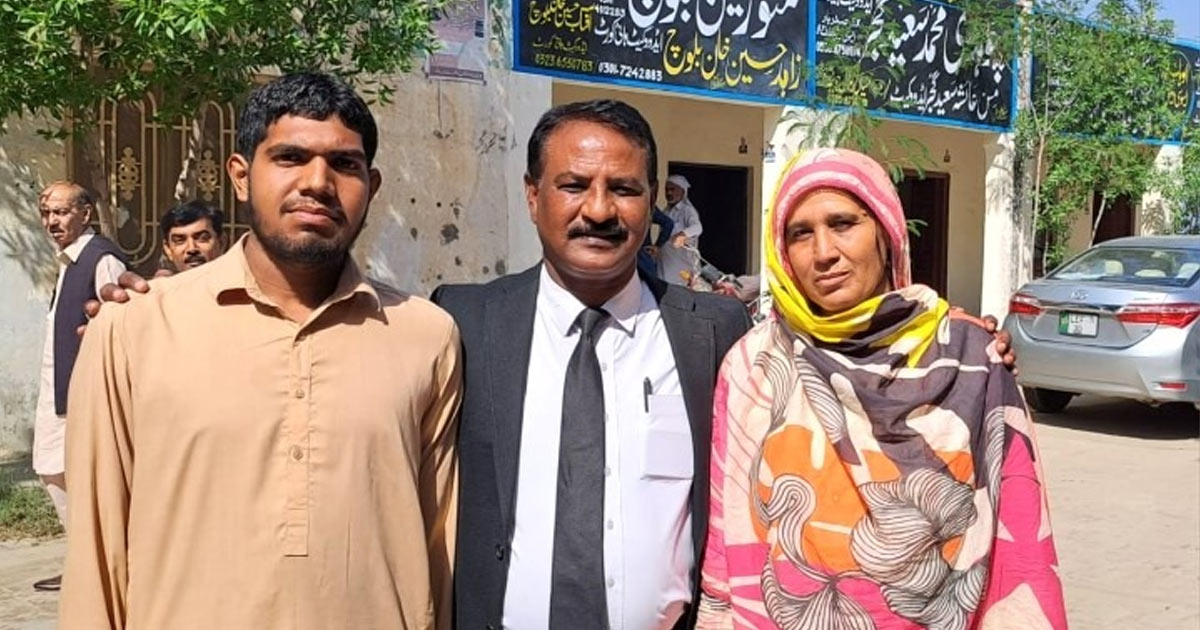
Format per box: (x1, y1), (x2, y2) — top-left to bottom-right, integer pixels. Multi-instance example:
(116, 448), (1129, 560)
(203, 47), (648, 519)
(283, 201), (346, 222)
(568, 224), (629, 242)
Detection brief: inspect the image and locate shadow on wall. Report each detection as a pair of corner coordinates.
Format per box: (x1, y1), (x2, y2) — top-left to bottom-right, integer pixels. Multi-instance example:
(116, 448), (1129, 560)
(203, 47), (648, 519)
(984, 137), (1031, 290)
(1138, 197), (1170, 234)
(0, 133), (59, 292)
(0, 118), (62, 459)
(0, 201), (56, 292)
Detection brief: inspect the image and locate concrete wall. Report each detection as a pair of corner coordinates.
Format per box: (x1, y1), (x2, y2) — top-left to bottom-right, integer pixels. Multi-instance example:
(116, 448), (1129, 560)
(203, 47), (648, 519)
(0, 118), (67, 459)
(355, 66), (550, 295)
(979, 133), (1028, 320)
(551, 82), (767, 272)
(1061, 145), (1182, 258)
(1139, 145), (1185, 236)
(1066, 205), (1093, 258)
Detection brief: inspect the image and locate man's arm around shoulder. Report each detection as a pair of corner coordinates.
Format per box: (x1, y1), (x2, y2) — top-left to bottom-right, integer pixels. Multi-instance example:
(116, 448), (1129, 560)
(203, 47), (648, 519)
(60, 304), (135, 629)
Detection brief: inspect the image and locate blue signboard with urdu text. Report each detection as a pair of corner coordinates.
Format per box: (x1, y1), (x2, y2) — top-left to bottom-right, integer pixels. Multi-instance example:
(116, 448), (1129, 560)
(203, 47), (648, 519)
(815, 0), (1013, 129)
(515, 0), (809, 101)
(514, 0), (1018, 131)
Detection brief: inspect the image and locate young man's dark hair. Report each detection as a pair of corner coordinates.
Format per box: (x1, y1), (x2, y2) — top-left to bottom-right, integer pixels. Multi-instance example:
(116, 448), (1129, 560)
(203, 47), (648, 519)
(526, 99), (658, 184)
(160, 200), (225, 239)
(235, 72), (378, 165)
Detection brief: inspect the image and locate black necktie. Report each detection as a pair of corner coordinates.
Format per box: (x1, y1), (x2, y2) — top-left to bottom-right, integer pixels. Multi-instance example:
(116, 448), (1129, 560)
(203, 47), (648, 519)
(549, 307), (610, 629)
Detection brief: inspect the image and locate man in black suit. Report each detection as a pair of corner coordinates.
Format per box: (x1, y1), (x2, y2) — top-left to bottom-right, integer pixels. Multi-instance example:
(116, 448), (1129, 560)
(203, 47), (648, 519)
(432, 100), (750, 630)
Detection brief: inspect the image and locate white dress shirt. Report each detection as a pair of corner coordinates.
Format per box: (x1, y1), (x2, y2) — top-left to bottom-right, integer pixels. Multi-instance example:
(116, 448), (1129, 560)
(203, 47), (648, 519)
(503, 267), (695, 630)
(32, 229), (126, 474)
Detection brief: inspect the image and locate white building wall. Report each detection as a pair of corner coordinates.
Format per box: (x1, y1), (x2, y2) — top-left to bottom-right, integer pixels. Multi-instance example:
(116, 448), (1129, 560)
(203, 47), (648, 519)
(980, 133), (1028, 319)
(0, 118), (67, 458)
(355, 66), (550, 294)
(1139, 144), (1185, 235)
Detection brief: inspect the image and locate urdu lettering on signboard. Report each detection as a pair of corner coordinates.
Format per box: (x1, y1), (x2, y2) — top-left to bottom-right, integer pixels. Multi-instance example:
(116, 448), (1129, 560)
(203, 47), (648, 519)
(514, 0), (1017, 131)
(517, 0), (809, 100)
(1172, 44), (1200, 135)
(815, 0), (1013, 129)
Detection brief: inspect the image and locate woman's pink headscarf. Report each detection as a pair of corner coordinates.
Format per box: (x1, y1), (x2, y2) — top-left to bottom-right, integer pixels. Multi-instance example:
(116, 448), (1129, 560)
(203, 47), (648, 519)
(771, 148), (911, 289)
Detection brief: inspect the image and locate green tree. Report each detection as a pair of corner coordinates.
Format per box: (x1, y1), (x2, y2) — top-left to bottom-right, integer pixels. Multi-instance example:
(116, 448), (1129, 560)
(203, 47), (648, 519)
(783, 0), (1013, 238)
(0, 0), (439, 224)
(816, 0), (1192, 272)
(1012, 0), (1188, 272)
(1152, 139), (1200, 234)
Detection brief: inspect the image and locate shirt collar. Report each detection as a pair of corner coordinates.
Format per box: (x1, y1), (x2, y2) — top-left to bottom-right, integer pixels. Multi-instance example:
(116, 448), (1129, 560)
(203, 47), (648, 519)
(537, 264), (643, 338)
(57, 228), (96, 264)
(209, 234), (381, 313)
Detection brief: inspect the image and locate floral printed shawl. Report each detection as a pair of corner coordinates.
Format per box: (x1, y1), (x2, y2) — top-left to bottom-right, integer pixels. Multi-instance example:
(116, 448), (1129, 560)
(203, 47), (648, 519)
(695, 149), (1067, 630)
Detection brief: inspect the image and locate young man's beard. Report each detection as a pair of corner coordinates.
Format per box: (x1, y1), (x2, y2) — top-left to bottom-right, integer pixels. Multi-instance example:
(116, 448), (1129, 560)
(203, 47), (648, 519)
(248, 197), (367, 266)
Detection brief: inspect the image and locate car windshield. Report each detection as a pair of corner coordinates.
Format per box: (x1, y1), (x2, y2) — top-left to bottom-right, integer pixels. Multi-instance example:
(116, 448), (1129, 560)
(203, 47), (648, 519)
(1051, 246), (1200, 287)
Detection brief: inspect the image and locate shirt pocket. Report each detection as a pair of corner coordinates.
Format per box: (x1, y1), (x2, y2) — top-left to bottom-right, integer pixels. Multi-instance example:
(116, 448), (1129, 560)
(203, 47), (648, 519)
(639, 394), (693, 480)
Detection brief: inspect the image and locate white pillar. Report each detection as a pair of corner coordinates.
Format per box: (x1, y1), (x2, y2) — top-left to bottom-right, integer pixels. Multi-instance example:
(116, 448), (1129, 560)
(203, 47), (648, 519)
(1139, 144), (1184, 235)
(980, 133), (1029, 319)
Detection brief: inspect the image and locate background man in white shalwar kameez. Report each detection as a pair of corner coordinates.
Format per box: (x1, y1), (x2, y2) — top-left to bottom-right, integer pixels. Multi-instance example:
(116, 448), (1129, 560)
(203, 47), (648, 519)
(657, 174), (703, 286)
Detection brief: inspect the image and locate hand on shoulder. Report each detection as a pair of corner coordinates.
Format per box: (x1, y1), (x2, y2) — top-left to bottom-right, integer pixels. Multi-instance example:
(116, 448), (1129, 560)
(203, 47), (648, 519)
(948, 307), (1017, 374)
(77, 270), (155, 338)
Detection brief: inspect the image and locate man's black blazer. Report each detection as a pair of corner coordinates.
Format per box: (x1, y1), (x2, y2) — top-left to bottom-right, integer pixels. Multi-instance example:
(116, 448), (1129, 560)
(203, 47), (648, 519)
(432, 264), (751, 630)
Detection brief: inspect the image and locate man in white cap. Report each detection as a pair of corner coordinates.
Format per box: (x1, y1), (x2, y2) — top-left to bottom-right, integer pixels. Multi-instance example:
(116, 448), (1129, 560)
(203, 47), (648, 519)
(658, 174), (703, 286)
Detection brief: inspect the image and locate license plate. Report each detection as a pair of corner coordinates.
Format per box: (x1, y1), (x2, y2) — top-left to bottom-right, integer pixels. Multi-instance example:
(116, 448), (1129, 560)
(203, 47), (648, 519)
(1059, 311), (1098, 337)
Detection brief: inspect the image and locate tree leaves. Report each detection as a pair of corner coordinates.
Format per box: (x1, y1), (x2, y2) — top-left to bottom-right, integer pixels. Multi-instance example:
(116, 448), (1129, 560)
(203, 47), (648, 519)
(0, 0), (441, 133)
(998, 0), (1192, 269)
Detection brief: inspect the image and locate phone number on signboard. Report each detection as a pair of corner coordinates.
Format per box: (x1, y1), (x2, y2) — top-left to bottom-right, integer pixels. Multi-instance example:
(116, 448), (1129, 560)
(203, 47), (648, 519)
(598, 61), (663, 82)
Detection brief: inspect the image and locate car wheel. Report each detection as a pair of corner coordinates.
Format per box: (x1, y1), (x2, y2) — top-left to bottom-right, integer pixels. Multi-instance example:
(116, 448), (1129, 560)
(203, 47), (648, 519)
(1023, 387), (1075, 413)
(1162, 402), (1199, 421)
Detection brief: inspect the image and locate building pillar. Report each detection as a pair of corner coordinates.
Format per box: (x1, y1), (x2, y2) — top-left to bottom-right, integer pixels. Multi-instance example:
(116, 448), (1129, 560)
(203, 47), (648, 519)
(979, 133), (1030, 319)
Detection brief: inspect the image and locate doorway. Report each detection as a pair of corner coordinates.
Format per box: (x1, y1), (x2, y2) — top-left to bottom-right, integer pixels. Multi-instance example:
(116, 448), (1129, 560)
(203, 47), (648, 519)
(667, 162), (751, 275)
(1091, 193), (1135, 244)
(896, 171), (949, 295)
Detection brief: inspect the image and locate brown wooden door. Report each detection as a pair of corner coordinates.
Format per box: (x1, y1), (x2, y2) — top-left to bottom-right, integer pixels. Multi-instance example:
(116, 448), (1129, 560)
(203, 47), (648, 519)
(896, 171), (949, 294)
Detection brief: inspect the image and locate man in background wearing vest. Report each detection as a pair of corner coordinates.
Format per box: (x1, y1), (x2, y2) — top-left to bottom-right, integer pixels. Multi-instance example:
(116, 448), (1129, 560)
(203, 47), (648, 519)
(31, 181), (127, 592)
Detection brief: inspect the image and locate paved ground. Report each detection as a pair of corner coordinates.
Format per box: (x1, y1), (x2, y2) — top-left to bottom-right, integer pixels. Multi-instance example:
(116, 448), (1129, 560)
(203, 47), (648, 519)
(0, 538), (62, 630)
(0, 395), (1196, 629)
(1035, 396), (1199, 630)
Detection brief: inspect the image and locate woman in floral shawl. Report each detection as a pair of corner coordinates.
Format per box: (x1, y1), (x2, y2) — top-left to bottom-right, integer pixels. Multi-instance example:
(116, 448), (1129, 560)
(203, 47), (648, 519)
(696, 148), (1067, 630)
